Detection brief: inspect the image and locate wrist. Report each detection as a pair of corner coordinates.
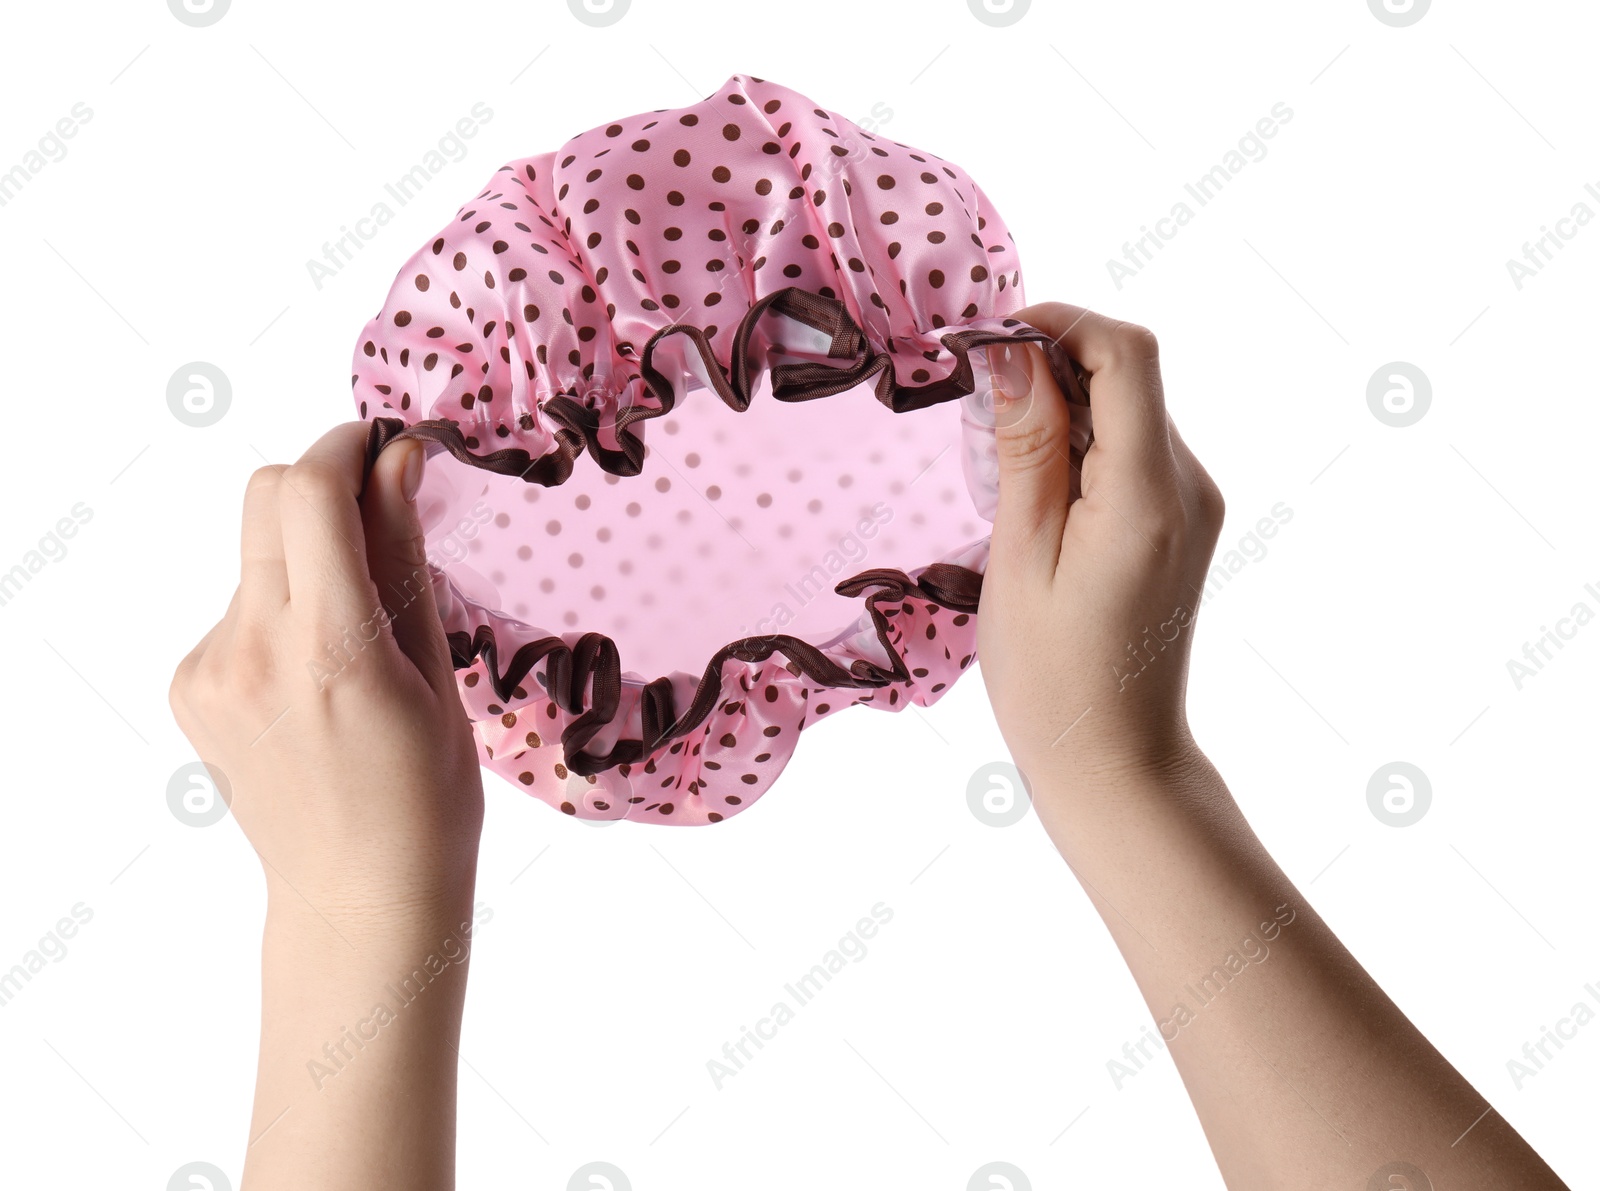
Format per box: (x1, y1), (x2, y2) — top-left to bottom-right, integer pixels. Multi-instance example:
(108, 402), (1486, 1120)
(262, 864), (480, 966)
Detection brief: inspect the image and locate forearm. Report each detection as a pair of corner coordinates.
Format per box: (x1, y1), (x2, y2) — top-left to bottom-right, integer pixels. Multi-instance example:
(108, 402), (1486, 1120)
(1033, 743), (1566, 1190)
(241, 872), (478, 1190)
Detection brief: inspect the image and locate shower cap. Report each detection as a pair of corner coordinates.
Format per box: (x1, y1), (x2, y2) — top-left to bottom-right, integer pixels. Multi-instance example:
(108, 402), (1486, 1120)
(351, 74), (1090, 825)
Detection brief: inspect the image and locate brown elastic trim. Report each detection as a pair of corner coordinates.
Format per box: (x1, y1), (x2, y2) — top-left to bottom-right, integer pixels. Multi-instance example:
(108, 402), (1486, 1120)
(364, 288), (1088, 776)
(437, 562), (985, 777)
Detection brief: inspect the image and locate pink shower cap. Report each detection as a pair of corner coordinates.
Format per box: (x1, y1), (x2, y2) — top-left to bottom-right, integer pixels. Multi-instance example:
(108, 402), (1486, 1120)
(352, 74), (1090, 825)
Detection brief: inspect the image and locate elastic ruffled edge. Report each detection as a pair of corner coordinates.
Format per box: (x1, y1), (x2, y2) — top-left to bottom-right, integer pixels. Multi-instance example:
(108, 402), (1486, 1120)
(361, 285), (1090, 778)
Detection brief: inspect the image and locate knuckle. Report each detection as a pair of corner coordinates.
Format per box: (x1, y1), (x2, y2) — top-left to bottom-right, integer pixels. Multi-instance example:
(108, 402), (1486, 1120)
(393, 528), (429, 570)
(167, 656), (194, 720)
(996, 419), (1060, 470)
(246, 465), (285, 497)
(1193, 470), (1226, 527)
(283, 460), (348, 508)
(1109, 321), (1159, 361)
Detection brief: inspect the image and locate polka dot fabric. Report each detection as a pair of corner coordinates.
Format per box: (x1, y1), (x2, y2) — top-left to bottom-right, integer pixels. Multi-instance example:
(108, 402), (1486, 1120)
(352, 75), (1091, 825)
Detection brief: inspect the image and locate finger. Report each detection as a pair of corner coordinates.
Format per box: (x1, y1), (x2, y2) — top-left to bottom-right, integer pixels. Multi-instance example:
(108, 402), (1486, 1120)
(986, 340), (1074, 578)
(361, 439), (456, 691)
(1011, 302), (1171, 470)
(277, 422), (379, 625)
(239, 465), (289, 620)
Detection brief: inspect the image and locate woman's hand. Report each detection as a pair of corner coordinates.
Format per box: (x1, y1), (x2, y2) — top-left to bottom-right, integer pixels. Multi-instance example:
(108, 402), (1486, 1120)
(974, 304), (1567, 1190)
(169, 422), (483, 920)
(169, 422), (483, 1190)
(979, 303), (1224, 789)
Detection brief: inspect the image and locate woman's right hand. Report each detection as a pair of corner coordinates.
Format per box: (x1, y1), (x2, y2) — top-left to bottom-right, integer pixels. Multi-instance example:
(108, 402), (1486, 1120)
(978, 303), (1226, 792)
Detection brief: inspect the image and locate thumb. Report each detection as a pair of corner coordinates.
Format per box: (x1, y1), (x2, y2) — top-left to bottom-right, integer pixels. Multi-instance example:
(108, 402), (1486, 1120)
(360, 439), (457, 692)
(986, 340), (1074, 579)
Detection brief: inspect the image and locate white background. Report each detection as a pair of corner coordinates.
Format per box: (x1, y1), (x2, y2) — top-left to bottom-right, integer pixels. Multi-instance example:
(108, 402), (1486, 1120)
(1, 1), (1596, 1187)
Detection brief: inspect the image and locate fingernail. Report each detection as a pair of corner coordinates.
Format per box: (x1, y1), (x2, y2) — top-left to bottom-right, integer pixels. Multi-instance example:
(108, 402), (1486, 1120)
(987, 344), (1031, 404)
(400, 442), (424, 503)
